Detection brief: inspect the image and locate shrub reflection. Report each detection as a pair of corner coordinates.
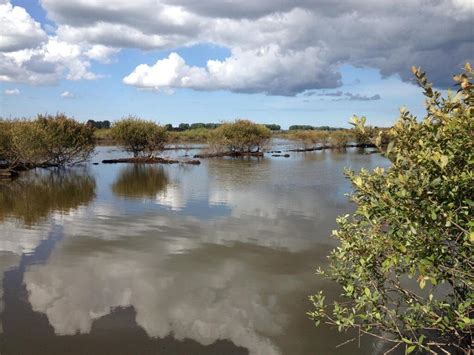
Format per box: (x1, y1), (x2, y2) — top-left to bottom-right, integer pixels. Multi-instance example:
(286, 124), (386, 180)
(0, 169), (96, 225)
(112, 165), (169, 199)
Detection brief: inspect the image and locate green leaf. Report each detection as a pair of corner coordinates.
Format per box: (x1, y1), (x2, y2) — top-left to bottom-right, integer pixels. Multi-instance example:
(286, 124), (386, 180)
(439, 155), (449, 168)
(386, 141), (395, 154)
(406, 345), (416, 354)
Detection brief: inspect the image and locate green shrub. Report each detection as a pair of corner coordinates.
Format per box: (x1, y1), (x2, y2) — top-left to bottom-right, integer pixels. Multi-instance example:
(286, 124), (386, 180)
(0, 120), (14, 164)
(210, 119), (271, 153)
(1, 114), (95, 169)
(36, 113), (95, 166)
(111, 116), (167, 157)
(9, 119), (49, 167)
(309, 64), (473, 353)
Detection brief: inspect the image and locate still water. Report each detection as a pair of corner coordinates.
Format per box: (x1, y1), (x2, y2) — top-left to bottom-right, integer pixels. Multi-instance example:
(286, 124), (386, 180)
(0, 144), (390, 355)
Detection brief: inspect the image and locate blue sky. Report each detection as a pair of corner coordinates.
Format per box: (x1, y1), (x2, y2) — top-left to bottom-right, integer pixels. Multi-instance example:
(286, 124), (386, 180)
(1, 0), (471, 128)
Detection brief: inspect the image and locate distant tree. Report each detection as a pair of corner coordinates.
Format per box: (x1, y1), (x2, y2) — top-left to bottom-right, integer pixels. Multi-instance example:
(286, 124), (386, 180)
(289, 125), (315, 131)
(264, 124), (281, 131)
(86, 120), (111, 129)
(205, 123), (221, 129)
(178, 123), (190, 131)
(190, 123), (206, 129)
(164, 124), (173, 131)
(111, 116), (167, 157)
(309, 64), (473, 354)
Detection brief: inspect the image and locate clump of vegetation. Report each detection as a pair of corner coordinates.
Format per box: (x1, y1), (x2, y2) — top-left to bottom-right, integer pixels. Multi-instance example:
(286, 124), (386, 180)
(168, 128), (212, 144)
(288, 129), (353, 149)
(328, 130), (351, 148)
(36, 114), (95, 166)
(289, 130), (329, 149)
(93, 128), (113, 142)
(111, 116), (168, 157)
(309, 64), (473, 353)
(0, 170), (96, 225)
(209, 119), (271, 154)
(0, 114), (95, 170)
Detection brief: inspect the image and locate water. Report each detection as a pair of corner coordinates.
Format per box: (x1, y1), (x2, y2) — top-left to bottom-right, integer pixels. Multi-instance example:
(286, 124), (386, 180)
(0, 144), (390, 355)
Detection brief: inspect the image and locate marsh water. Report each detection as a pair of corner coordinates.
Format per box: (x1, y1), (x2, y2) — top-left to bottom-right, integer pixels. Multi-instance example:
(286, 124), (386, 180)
(0, 143), (390, 355)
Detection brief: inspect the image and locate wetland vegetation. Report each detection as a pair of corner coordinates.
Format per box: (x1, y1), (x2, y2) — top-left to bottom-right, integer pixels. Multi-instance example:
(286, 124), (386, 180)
(0, 66), (472, 355)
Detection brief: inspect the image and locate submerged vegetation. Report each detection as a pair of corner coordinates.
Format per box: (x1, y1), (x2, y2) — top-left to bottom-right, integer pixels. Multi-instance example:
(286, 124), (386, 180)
(309, 65), (473, 353)
(0, 113), (95, 171)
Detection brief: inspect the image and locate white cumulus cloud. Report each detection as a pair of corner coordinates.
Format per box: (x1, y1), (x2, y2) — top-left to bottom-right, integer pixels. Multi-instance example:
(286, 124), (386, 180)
(0, 0), (472, 93)
(124, 46), (340, 95)
(0, 2), (47, 52)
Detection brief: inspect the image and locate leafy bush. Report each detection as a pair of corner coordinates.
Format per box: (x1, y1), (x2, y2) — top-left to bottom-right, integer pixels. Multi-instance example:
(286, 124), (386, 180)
(0, 120), (14, 164)
(9, 119), (49, 167)
(1, 114), (94, 169)
(36, 113), (95, 166)
(210, 119), (271, 153)
(349, 117), (390, 146)
(309, 64), (473, 353)
(111, 116), (167, 157)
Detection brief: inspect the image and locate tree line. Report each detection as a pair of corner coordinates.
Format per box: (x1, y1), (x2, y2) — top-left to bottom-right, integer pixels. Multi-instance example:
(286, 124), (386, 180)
(163, 123), (281, 131)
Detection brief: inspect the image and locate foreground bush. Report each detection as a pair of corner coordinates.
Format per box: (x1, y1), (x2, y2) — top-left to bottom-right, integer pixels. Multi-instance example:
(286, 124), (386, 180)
(0, 114), (95, 169)
(309, 64), (473, 353)
(210, 119), (271, 153)
(111, 117), (167, 157)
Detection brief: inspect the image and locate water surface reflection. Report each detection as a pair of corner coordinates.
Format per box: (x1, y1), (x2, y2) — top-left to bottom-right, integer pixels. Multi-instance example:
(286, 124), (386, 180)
(0, 169), (95, 225)
(0, 147), (391, 354)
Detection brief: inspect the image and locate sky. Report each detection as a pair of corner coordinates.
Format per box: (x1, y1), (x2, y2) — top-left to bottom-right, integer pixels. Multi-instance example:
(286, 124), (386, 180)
(0, 0), (472, 128)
